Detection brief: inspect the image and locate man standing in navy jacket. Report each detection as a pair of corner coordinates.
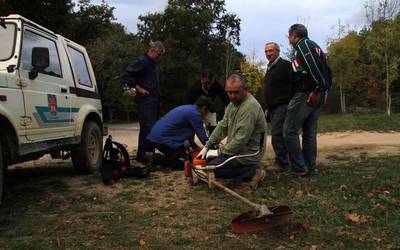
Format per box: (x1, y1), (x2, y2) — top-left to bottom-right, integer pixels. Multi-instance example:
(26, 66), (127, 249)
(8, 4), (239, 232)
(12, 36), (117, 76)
(147, 96), (212, 169)
(122, 41), (165, 164)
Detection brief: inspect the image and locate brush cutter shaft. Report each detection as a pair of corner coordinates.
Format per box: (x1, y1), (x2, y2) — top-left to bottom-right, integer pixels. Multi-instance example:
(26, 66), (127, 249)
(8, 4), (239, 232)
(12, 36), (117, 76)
(211, 179), (272, 215)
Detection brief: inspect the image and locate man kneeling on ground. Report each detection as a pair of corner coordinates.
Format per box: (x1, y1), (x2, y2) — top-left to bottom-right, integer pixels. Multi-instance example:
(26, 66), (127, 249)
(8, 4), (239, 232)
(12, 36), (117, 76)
(197, 74), (267, 190)
(147, 96), (212, 169)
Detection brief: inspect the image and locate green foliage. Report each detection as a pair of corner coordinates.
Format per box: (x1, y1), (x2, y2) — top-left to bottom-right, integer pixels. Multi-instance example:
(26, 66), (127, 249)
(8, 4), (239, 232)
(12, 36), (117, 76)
(137, 0), (244, 112)
(0, 0), (74, 34)
(327, 10), (400, 114)
(86, 24), (145, 121)
(239, 53), (265, 95)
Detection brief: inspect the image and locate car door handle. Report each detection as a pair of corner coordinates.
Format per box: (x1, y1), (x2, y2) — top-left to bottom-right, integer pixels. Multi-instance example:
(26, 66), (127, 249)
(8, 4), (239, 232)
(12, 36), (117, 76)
(61, 87), (68, 93)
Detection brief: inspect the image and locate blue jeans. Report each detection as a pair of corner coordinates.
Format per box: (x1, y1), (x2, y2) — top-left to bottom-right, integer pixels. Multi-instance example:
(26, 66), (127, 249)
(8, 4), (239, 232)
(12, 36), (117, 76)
(136, 97), (158, 162)
(207, 157), (258, 179)
(283, 92), (323, 172)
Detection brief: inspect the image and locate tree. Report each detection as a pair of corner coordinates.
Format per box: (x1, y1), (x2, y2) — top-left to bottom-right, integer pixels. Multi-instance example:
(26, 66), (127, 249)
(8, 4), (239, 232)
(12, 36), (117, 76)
(86, 23), (145, 122)
(328, 31), (363, 113)
(0, 0), (74, 35)
(364, 0), (400, 115)
(69, 0), (116, 45)
(239, 53), (265, 96)
(137, 0), (244, 112)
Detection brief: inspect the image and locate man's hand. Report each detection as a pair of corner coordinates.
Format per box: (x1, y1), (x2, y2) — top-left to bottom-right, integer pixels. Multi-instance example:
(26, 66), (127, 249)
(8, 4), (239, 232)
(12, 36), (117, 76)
(197, 147), (209, 159)
(135, 85), (149, 96)
(206, 149), (219, 159)
(126, 88), (136, 96)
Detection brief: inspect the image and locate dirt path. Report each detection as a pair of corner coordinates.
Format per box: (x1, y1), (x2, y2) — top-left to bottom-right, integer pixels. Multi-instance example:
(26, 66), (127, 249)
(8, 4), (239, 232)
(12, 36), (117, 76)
(107, 124), (400, 163)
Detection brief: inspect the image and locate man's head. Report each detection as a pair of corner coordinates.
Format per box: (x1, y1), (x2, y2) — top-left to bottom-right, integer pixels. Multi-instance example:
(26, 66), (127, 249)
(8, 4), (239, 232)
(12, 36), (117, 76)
(288, 24), (308, 46)
(200, 70), (215, 91)
(264, 42), (280, 62)
(147, 41), (165, 62)
(195, 95), (212, 117)
(225, 73), (248, 105)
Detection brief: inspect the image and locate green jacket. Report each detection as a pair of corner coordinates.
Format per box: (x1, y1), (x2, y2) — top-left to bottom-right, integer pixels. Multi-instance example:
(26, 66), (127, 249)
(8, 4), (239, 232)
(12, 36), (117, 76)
(205, 94), (267, 165)
(292, 37), (328, 92)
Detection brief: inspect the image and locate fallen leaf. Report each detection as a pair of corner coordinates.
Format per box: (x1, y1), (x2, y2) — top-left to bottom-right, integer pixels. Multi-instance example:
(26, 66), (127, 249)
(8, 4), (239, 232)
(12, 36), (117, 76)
(275, 246), (286, 250)
(295, 190), (304, 197)
(345, 213), (372, 224)
(339, 184), (348, 191)
(289, 235), (295, 240)
(309, 245), (318, 250)
(372, 237), (382, 242)
(336, 227), (347, 236)
(288, 188), (296, 195)
(372, 203), (385, 211)
(139, 239), (146, 246)
(367, 192), (374, 198)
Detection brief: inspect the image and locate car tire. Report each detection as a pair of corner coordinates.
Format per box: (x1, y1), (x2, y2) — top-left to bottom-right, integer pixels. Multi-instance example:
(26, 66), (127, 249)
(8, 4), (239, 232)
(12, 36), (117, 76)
(71, 121), (102, 174)
(0, 142), (3, 204)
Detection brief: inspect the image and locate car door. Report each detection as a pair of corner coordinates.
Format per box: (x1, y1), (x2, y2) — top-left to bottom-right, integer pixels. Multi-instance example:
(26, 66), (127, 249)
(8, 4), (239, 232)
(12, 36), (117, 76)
(18, 27), (73, 141)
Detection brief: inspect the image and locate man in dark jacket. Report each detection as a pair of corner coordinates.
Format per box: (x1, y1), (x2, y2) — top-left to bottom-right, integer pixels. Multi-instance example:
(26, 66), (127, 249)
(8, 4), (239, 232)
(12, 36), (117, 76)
(284, 24), (328, 176)
(263, 42), (292, 172)
(122, 41), (165, 164)
(187, 70), (229, 133)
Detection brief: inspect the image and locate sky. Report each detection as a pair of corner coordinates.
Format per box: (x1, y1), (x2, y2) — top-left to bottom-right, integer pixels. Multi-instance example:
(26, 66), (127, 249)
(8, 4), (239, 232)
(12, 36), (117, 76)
(92, 0), (368, 64)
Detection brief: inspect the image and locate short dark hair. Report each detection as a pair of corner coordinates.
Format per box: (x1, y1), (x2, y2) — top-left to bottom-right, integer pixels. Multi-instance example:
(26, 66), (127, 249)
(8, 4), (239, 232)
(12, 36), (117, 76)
(200, 69), (215, 81)
(289, 24), (308, 38)
(195, 95), (213, 110)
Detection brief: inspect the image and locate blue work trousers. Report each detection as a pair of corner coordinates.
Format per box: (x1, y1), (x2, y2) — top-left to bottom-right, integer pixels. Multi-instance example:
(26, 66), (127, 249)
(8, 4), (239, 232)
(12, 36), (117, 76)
(136, 97), (158, 162)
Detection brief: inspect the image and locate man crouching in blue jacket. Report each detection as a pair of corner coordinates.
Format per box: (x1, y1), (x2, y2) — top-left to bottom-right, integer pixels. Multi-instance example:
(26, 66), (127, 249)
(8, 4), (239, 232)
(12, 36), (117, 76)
(147, 96), (212, 169)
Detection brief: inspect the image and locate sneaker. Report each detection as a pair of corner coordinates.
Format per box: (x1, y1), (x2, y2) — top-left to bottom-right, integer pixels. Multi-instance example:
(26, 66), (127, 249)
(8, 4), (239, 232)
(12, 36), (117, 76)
(289, 168), (308, 176)
(249, 168), (266, 190)
(265, 163), (284, 172)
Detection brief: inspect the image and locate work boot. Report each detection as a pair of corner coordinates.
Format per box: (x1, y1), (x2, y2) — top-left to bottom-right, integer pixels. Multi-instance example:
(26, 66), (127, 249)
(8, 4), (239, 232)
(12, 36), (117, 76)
(265, 163), (284, 172)
(248, 168), (266, 190)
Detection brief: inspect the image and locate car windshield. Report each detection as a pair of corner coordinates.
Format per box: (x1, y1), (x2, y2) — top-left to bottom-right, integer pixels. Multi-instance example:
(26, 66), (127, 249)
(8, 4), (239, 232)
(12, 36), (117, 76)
(0, 22), (16, 61)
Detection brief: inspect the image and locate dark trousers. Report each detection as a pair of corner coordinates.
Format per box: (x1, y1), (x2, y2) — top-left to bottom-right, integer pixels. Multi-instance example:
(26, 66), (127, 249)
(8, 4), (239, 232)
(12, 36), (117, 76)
(268, 104), (289, 168)
(136, 97), (158, 162)
(152, 143), (186, 169)
(283, 92), (323, 172)
(207, 157), (258, 179)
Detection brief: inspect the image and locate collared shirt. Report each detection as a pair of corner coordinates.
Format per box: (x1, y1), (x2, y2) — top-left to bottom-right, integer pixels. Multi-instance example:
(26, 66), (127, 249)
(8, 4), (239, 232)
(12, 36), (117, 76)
(267, 56), (281, 72)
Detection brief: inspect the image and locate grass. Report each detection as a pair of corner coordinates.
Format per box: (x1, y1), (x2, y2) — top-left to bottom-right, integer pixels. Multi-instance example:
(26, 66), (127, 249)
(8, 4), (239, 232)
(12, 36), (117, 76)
(318, 113), (400, 132)
(1, 154), (399, 249)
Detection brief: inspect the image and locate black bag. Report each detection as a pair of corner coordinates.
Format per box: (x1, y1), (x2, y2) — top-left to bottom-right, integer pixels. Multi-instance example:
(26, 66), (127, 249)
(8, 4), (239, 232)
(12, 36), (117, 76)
(101, 135), (150, 185)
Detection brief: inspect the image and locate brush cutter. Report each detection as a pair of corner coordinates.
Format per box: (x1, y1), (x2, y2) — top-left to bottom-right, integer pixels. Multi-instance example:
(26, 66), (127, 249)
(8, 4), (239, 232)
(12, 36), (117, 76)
(183, 133), (293, 233)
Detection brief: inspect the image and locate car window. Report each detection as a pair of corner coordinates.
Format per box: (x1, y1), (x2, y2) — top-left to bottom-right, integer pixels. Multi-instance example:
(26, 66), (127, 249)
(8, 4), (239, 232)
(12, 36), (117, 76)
(20, 30), (62, 78)
(0, 23), (16, 61)
(67, 46), (92, 87)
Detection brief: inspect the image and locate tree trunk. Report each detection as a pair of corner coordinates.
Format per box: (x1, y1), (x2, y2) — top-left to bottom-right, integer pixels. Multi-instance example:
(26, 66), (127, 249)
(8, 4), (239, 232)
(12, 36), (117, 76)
(126, 111), (131, 122)
(339, 83), (346, 113)
(385, 50), (391, 116)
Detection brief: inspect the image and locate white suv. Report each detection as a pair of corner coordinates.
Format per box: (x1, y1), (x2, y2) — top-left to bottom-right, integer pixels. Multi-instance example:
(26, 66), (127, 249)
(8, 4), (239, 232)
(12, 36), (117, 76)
(0, 15), (105, 203)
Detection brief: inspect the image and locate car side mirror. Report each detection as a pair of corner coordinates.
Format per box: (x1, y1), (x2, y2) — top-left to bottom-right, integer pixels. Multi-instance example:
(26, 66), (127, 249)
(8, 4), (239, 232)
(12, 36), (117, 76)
(29, 47), (49, 80)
